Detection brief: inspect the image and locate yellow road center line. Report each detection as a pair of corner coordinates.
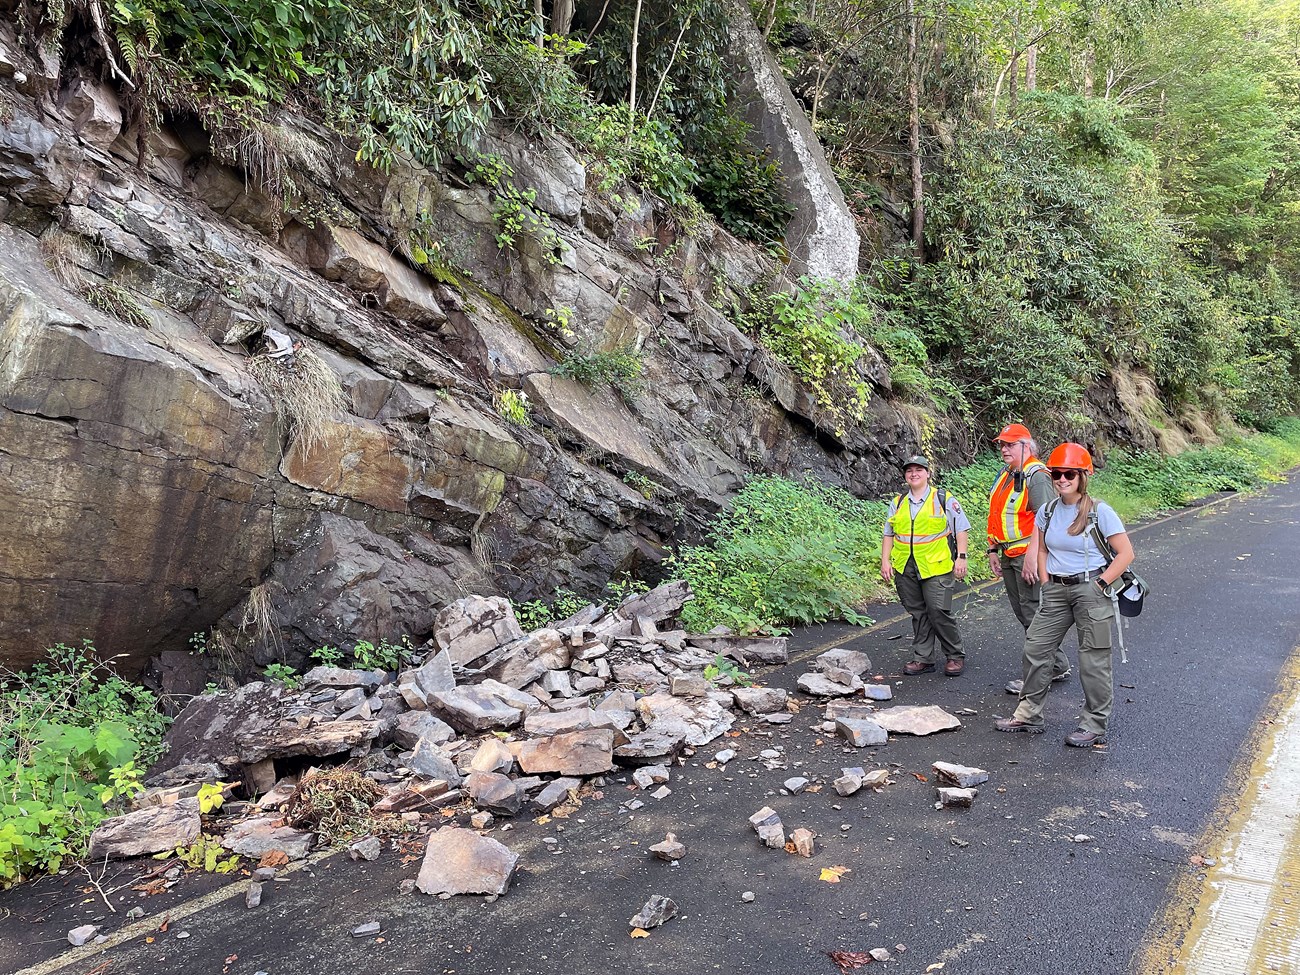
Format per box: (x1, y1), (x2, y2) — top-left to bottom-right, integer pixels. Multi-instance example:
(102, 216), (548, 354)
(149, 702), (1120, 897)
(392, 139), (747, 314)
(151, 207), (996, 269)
(15, 847), (339, 975)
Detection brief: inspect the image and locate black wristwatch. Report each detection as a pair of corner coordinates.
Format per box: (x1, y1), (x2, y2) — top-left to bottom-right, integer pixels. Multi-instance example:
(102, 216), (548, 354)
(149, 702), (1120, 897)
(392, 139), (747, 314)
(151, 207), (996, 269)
(956, 553), (967, 560)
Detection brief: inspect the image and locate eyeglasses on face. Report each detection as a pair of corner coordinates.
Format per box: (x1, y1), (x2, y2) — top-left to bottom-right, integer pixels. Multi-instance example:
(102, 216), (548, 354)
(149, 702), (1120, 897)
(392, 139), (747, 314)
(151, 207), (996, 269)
(1050, 469), (1082, 481)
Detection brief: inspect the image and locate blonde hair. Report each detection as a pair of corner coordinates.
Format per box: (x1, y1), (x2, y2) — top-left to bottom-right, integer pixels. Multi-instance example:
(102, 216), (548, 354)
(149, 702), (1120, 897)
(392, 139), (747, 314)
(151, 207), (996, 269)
(1067, 472), (1095, 536)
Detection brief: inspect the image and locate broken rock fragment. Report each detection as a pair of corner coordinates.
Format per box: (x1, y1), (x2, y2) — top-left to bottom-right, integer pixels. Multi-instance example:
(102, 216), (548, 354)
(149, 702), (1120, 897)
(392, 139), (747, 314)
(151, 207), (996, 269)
(416, 827), (518, 896)
(426, 687), (523, 733)
(88, 798), (201, 859)
(434, 595), (525, 667)
(221, 818), (315, 860)
(815, 648), (871, 676)
(730, 685), (788, 715)
(650, 833), (687, 861)
(409, 739), (464, 785)
(635, 691), (733, 745)
(393, 711), (456, 750)
(932, 761), (989, 788)
(686, 634), (789, 666)
(836, 717), (888, 748)
(67, 925), (100, 947)
(872, 705), (962, 736)
(532, 777), (582, 813)
(239, 720), (381, 764)
(789, 828), (815, 857)
(614, 723), (688, 765)
(465, 771), (523, 815)
(797, 673), (862, 697)
(349, 837), (382, 861)
(468, 738), (516, 775)
(629, 893), (678, 929)
(834, 773), (863, 797)
(937, 787), (977, 807)
(516, 729), (615, 775)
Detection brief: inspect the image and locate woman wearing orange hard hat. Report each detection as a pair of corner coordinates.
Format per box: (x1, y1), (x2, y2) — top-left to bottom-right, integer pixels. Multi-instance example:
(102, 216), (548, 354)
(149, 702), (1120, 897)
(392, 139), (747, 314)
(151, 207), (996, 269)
(993, 443), (1134, 747)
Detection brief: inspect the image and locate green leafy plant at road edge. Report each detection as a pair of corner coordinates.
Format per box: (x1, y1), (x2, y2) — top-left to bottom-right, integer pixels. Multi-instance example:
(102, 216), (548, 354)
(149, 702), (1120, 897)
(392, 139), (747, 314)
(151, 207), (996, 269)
(0, 642), (169, 886)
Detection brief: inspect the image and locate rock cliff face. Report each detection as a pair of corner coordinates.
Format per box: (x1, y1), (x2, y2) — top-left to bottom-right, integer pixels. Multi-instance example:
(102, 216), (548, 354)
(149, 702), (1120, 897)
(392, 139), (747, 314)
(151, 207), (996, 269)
(0, 24), (920, 674)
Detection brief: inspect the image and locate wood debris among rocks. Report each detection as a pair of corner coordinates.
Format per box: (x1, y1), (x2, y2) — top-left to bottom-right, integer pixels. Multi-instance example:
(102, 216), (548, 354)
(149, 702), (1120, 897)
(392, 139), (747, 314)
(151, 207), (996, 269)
(93, 583), (790, 897)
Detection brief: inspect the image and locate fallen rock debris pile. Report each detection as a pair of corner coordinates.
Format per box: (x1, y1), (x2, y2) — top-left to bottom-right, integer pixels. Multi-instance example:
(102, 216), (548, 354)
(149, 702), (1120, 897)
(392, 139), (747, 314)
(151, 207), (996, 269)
(81, 583), (975, 916)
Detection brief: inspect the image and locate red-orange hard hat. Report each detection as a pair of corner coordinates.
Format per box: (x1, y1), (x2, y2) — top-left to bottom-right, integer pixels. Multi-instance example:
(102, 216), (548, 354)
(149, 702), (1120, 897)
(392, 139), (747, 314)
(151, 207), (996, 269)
(993, 423), (1032, 444)
(1046, 442), (1095, 473)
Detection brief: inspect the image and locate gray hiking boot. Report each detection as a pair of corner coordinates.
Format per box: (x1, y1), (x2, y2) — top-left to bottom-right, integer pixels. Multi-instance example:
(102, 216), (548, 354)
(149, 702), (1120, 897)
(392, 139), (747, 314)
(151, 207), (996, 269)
(1004, 668), (1073, 695)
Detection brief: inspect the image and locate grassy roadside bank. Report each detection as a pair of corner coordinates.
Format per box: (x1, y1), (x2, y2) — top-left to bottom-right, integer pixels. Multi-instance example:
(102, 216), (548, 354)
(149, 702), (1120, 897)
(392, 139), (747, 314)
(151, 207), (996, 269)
(673, 419), (1300, 633)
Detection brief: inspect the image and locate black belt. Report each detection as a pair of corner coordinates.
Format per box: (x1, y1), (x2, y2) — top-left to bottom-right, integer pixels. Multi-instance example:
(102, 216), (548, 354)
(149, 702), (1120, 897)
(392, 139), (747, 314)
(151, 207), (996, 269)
(1049, 569), (1104, 586)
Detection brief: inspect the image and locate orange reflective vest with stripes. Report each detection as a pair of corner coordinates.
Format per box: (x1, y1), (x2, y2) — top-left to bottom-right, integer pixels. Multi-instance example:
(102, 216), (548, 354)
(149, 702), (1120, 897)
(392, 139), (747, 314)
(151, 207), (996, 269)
(888, 487), (954, 579)
(986, 459), (1048, 558)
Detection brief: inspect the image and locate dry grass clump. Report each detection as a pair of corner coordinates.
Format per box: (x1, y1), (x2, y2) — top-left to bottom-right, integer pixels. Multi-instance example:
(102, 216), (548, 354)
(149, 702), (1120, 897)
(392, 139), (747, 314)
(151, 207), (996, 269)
(284, 768), (403, 844)
(238, 582), (281, 658)
(248, 345), (347, 454)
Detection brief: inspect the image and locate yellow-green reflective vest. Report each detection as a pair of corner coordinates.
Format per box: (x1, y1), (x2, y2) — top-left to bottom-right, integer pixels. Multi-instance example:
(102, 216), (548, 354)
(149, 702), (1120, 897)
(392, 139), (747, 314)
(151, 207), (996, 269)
(889, 487), (954, 579)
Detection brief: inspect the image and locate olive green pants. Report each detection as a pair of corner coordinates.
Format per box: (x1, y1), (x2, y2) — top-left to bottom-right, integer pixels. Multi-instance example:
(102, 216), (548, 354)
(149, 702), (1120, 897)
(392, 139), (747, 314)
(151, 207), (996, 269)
(894, 558), (964, 663)
(1012, 581), (1115, 735)
(1000, 552), (1070, 676)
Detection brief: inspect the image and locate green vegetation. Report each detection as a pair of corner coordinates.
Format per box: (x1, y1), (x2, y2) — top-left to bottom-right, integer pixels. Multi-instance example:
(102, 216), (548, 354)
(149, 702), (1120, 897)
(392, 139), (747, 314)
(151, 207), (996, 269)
(262, 662), (301, 689)
(513, 574), (650, 631)
(160, 833), (242, 874)
(351, 637), (412, 673)
(22, 1), (789, 243)
(669, 423), (1300, 633)
(551, 343), (646, 395)
(495, 388), (531, 426)
(1091, 420), (1300, 521)
(704, 654), (753, 687)
(0, 643), (169, 885)
(778, 0), (1300, 432)
(667, 475), (888, 634)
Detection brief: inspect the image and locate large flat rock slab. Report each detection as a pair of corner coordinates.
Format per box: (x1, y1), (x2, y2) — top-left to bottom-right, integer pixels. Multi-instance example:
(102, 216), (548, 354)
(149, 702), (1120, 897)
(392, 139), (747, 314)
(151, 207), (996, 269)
(516, 729), (615, 775)
(88, 799), (201, 859)
(871, 705), (962, 736)
(416, 827), (518, 896)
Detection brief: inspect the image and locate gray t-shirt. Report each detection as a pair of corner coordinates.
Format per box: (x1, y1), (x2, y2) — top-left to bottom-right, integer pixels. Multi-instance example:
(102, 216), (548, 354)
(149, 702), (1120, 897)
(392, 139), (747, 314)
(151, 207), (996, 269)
(883, 489), (972, 537)
(1036, 500), (1125, 576)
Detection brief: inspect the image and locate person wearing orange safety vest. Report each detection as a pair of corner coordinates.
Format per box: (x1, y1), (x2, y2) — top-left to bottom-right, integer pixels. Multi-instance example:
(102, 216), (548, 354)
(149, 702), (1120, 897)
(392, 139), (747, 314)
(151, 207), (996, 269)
(987, 423), (1072, 694)
(994, 442), (1134, 748)
(881, 455), (971, 677)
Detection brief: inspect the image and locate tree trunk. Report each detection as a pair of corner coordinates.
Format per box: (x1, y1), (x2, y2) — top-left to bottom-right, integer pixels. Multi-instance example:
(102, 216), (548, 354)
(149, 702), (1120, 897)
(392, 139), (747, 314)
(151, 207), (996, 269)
(552, 0), (574, 36)
(628, 0), (643, 139)
(1083, 46), (1095, 97)
(1025, 44), (1037, 92)
(534, 0), (545, 49)
(907, 0), (924, 261)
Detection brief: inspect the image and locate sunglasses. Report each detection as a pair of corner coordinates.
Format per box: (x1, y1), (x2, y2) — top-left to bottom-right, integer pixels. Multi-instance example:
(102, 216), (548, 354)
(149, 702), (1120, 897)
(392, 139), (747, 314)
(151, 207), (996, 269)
(1050, 469), (1082, 481)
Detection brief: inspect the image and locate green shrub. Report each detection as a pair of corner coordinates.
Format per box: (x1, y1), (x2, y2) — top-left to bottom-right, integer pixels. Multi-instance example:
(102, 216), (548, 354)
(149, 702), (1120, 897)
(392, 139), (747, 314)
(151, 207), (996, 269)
(571, 103), (699, 208)
(551, 344), (646, 395)
(735, 278), (875, 435)
(1092, 431), (1300, 520)
(514, 588), (590, 632)
(0, 643), (169, 885)
(667, 475), (888, 634)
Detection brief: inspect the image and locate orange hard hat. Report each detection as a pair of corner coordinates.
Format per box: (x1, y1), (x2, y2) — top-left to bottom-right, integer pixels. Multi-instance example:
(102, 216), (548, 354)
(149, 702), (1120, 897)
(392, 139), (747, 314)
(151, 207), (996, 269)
(993, 423), (1032, 444)
(1046, 442), (1095, 473)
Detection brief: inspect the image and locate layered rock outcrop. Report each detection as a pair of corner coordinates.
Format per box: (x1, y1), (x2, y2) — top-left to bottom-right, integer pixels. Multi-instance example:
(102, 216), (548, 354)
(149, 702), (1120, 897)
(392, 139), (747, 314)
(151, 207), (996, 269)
(0, 23), (916, 674)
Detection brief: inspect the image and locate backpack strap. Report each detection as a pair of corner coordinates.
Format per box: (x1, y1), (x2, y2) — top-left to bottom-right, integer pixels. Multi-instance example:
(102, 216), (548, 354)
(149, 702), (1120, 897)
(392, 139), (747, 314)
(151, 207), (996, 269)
(1086, 506), (1116, 562)
(1040, 497), (1060, 533)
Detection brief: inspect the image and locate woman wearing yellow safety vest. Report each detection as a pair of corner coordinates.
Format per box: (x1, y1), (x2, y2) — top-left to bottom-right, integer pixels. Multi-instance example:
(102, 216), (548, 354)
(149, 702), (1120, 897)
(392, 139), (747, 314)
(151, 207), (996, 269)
(881, 455), (971, 677)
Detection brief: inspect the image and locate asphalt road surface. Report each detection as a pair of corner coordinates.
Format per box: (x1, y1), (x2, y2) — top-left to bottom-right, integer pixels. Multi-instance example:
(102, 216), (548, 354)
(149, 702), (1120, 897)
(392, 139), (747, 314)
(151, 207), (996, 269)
(5, 474), (1299, 975)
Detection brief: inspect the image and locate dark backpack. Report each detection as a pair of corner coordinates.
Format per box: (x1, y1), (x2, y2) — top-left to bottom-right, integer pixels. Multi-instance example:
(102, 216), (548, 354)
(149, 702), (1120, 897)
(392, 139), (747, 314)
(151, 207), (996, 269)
(1040, 498), (1150, 616)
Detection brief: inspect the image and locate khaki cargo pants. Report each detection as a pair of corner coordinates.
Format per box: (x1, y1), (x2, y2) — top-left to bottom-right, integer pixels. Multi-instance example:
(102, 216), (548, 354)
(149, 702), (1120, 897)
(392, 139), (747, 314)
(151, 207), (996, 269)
(1000, 551), (1070, 675)
(1012, 581), (1115, 735)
